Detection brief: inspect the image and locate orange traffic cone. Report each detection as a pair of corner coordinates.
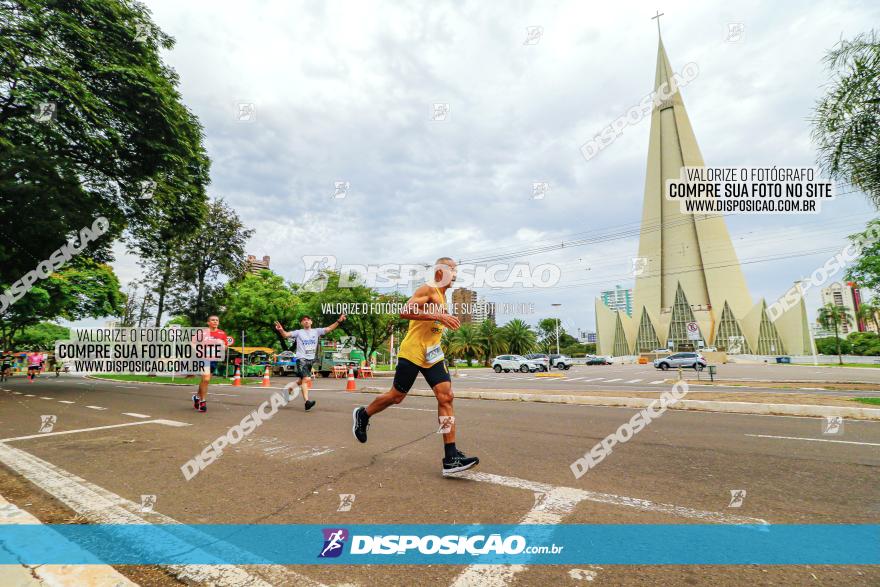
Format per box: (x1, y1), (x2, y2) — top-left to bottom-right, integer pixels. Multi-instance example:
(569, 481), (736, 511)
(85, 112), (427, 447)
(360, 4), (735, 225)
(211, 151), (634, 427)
(261, 365), (271, 388)
(232, 367), (242, 387)
(345, 366), (356, 392)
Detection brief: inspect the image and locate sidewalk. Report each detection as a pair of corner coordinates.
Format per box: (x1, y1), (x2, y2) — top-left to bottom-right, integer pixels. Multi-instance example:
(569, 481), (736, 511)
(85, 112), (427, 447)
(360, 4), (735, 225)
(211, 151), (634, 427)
(359, 385), (880, 420)
(0, 495), (136, 586)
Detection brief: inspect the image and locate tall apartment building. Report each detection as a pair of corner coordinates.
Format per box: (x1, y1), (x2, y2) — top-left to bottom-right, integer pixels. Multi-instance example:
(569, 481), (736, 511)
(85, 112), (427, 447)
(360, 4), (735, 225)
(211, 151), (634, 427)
(600, 285), (633, 318)
(451, 288), (495, 325)
(819, 282), (860, 334)
(473, 296), (496, 325)
(452, 288), (478, 324)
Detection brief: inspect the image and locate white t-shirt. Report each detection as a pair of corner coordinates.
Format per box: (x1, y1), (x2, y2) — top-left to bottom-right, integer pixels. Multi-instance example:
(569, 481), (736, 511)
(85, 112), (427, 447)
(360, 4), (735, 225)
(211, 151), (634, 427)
(287, 328), (327, 360)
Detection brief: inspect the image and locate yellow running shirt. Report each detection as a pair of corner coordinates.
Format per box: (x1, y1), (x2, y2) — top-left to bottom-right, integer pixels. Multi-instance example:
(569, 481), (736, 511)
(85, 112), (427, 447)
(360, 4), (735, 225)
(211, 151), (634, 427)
(398, 287), (446, 368)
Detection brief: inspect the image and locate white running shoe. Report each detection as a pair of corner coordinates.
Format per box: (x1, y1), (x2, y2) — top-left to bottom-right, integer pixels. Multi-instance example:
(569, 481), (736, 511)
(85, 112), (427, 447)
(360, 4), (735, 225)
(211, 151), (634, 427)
(284, 382), (301, 403)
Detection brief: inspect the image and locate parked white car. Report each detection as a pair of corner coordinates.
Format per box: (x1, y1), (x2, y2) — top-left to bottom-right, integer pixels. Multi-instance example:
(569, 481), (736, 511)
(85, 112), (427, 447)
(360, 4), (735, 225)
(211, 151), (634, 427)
(492, 354), (544, 373)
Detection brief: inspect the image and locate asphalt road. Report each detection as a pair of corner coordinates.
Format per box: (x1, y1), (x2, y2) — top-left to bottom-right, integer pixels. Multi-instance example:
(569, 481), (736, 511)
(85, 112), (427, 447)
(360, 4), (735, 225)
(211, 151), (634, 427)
(0, 374), (878, 586)
(402, 364), (880, 397)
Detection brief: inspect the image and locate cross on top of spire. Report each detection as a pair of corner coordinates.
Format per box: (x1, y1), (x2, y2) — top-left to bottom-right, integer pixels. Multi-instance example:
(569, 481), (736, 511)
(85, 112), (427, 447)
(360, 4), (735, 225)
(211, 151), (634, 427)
(651, 10), (664, 35)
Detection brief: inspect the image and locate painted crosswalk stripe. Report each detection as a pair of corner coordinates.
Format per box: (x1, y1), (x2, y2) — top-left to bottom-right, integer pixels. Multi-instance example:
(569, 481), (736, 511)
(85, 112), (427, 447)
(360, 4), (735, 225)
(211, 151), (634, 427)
(585, 377), (604, 382)
(86, 405), (107, 410)
(0, 419), (189, 442)
(605, 378), (622, 382)
(626, 379), (643, 383)
(58, 400), (75, 404)
(123, 412), (151, 419)
(0, 442), (325, 587)
(566, 377), (585, 381)
(650, 380), (666, 384)
(24, 394), (35, 397)
(40, 397), (53, 400)
(745, 434), (880, 447)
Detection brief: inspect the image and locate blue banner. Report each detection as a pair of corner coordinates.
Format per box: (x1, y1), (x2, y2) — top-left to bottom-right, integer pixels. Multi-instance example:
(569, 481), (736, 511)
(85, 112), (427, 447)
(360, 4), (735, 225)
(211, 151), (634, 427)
(0, 524), (876, 565)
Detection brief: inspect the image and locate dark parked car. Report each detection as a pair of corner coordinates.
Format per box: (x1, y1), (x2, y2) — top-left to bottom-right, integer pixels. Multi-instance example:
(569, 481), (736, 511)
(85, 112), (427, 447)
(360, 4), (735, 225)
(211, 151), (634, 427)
(586, 356), (611, 365)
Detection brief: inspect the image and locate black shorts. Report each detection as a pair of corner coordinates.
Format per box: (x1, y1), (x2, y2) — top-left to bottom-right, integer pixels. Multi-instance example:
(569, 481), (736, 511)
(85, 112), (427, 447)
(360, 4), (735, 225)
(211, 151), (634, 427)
(296, 359), (314, 379)
(393, 357), (450, 393)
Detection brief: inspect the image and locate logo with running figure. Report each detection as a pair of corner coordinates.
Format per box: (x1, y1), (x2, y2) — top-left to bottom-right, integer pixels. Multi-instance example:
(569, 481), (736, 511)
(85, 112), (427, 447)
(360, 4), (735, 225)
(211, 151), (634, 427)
(318, 528), (349, 558)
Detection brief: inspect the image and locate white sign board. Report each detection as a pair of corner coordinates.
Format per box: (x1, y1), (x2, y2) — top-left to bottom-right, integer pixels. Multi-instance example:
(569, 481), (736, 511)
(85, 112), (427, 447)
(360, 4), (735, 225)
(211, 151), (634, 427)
(686, 321), (700, 341)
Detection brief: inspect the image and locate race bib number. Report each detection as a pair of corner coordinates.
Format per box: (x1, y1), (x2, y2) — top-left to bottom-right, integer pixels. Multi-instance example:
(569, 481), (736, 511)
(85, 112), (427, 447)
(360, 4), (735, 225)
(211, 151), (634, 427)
(425, 343), (444, 364)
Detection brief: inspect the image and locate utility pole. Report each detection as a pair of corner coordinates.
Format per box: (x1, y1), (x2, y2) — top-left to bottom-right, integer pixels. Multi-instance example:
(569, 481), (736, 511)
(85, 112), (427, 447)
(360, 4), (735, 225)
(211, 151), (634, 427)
(552, 303), (562, 356)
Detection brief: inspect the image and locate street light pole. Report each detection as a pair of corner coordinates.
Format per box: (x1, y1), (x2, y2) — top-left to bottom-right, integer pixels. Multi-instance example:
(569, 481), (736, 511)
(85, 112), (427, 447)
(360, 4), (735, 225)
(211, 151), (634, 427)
(551, 303), (562, 356)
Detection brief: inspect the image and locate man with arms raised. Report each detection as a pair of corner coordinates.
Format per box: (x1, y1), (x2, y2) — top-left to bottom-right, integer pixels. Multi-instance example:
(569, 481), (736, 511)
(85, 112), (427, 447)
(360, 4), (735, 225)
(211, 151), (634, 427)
(352, 257), (479, 475)
(274, 314), (346, 411)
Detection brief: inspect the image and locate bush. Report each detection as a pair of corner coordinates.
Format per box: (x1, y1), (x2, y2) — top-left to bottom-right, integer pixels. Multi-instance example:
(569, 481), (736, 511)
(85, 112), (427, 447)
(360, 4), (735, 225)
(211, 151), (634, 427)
(815, 336), (852, 356)
(847, 332), (880, 356)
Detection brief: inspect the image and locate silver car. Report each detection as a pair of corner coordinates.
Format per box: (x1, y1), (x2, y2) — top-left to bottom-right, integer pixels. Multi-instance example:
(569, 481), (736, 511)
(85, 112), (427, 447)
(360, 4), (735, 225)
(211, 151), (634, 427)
(653, 352), (707, 371)
(493, 355), (543, 373)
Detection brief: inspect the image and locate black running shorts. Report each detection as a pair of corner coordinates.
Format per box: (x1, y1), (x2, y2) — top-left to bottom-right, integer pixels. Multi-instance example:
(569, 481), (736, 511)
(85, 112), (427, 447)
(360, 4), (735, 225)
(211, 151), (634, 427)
(296, 359), (314, 379)
(393, 357), (450, 393)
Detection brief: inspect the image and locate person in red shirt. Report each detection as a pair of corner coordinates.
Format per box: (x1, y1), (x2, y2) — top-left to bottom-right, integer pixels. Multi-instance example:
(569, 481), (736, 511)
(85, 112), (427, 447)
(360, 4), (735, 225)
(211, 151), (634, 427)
(193, 315), (227, 413)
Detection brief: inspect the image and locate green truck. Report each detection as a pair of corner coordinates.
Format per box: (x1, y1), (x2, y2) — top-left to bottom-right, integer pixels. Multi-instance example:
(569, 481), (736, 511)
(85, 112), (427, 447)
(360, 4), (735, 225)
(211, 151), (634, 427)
(314, 343), (362, 378)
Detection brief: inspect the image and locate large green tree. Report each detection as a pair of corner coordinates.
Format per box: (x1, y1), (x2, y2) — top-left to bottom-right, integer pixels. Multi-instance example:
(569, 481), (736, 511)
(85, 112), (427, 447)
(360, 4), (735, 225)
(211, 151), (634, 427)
(220, 271), (300, 350)
(0, 258), (121, 347)
(447, 323), (481, 366)
(300, 271), (408, 361)
(14, 321), (69, 350)
(173, 198), (253, 323)
(846, 219), (880, 291)
(812, 30), (880, 207)
(1, 0), (209, 331)
(477, 319), (508, 365)
(500, 319), (537, 355)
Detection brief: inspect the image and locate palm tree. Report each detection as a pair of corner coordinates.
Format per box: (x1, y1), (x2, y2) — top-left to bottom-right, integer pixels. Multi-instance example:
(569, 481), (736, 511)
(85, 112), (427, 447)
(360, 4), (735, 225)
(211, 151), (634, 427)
(812, 30), (880, 208)
(856, 300), (880, 333)
(501, 319), (537, 356)
(477, 320), (508, 366)
(817, 303), (854, 365)
(448, 324), (481, 367)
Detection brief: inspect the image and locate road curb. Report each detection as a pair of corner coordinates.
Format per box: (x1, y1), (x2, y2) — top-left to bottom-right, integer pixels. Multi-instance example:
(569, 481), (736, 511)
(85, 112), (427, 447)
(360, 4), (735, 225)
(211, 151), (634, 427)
(357, 387), (880, 420)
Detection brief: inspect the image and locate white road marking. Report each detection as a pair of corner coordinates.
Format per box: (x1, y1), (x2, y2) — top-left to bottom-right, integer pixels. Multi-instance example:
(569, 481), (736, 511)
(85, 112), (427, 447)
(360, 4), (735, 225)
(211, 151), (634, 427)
(605, 378), (622, 383)
(115, 385), (139, 389)
(0, 442), (326, 587)
(208, 392), (240, 397)
(392, 406), (435, 412)
(0, 419), (189, 442)
(650, 380), (666, 384)
(12, 391), (22, 394)
(566, 377), (585, 382)
(585, 378), (604, 382)
(86, 405), (107, 410)
(24, 394), (35, 397)
(0, 494), (137, 586)
(450, 471), (766, 586)
(58, 400), (75, 404)
(39, 396), (53, 400)
(626, 379), (643, 383)
(122, 412), (151, 419)
(745, 434), (880, 447)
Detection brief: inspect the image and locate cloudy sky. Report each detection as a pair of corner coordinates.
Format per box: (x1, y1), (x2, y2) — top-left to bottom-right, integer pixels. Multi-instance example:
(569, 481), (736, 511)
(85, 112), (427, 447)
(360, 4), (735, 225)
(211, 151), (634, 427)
(100, 0), (878, 334)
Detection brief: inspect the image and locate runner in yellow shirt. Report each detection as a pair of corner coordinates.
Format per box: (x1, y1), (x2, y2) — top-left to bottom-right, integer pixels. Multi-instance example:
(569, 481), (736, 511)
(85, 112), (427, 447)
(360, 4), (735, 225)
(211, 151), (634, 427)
(352, 257), (479, 475)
